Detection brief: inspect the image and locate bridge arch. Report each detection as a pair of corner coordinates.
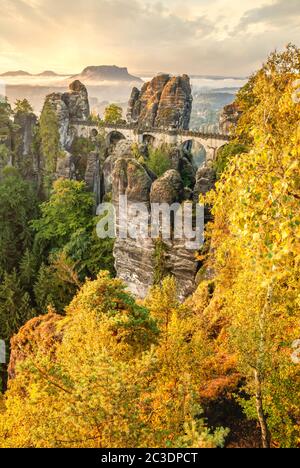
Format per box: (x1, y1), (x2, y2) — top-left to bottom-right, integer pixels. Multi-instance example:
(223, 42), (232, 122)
(90, 128), (99, 137)
(182, 139), (193, 152)
(142, 133), (156, 146)
(106, 130), (126, 146)
(211, 142), (231, 167)
(181, 139), (206, 167)
(216, 142), (229, 154)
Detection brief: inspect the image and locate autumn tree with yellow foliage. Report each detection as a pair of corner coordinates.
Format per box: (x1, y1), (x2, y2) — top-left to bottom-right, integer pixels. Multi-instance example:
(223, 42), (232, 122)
(0, 274), (228, 448)
(203, 44), (300, 447)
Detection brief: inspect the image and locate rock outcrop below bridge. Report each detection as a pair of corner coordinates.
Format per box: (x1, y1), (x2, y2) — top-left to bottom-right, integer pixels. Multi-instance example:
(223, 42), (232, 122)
(127, 74), (192, 130)
(110, 141), (216, 300)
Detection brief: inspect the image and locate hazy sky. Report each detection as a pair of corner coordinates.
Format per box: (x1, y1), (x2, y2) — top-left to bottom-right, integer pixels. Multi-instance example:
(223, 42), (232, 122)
(0, 0), (299, 76)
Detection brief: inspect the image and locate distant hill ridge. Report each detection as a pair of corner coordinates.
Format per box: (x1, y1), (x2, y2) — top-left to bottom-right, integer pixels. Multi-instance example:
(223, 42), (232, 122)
(0, 65), (142, 82)
(0, 70), (32, 77)
(0, 70), (64, 77)
(37, 70), (61, 77)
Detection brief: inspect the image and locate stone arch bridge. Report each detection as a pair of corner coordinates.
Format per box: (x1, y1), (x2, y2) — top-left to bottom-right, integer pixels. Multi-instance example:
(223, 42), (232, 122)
(71, 121), (230, 163)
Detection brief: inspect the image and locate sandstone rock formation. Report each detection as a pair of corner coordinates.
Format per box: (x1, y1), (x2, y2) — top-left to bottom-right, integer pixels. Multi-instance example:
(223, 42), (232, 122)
(14, 112), (37, 157)
(219, 103), (242, 135)
(102, 140), (157, 196)
(127, 74), (192, 129)
(112, 157), (154, 298)
(111, 145), (211, 301)
(103, 140), (136, 195)
(0, 107), (39, 179)
(194, 165), (216, 223)
(84, 151), (100, 191)
(113, 158), (153, 206)
(44, 80), (90, 150)
(194, 165), (216, 198)
(63, 80), (90, 121)
(43, 80), (95, 191)
(45, 92), (72, 149)
(150, 169), (184, 205)
(150, 170), (196, 299)
(164, 237), (199, 299)
(56, 151), (76, 180)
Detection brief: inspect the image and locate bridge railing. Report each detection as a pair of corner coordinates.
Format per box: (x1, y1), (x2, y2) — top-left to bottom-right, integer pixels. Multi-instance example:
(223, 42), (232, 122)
(176, 129), (230, 140)
(71, 120), (136, 130)
(70, 120), (230, 140)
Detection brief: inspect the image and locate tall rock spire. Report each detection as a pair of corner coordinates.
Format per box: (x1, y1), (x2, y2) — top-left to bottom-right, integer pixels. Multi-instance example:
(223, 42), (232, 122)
(127, 74), (192, 130)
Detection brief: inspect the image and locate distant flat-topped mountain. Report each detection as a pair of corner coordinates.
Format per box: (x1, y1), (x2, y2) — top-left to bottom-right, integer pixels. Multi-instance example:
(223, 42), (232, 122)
(72, 65), (142, 82)
(0, 66), (142, 82)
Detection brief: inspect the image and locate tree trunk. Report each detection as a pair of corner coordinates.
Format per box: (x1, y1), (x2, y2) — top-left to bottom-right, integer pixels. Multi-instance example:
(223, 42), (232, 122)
(253, 280), (273, 448)
(254, 368), (270, 448)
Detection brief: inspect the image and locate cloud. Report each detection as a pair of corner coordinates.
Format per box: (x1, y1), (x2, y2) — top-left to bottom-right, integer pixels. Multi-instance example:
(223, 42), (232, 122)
(237, 0), (300, 30)
(0, 0), (299, 75)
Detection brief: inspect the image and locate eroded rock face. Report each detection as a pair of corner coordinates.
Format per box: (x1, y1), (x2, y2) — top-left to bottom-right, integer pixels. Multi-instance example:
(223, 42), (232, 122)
(103, 140), (138, 194)
(127, 74), (192, 129)
(102, 140), (155, 195)
(84, 151), (100, 195)
(14, 112), (37, 157)
(13, 111), (39, 179)
(165, 238), (198, 299)
(44, 80), (90, 150)
(112, 158), (153, 205)
(62, 80), (90, 121)
(56, 151), (75, 179)
(126, 86), (141, 123)
(193, 166), (216, 223)
(219, 103), (242, 135)
(43, 80), (91, 186)
(44, 92), (71, 150)
(150, 169), (184, 205)
(194, 166), (216, 197)
(150, 170), (196, 300)
(112, 157), (201, 301)
(156, 75), (192, 129)
(112, 157), (154, 298)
